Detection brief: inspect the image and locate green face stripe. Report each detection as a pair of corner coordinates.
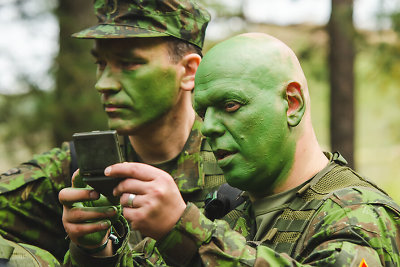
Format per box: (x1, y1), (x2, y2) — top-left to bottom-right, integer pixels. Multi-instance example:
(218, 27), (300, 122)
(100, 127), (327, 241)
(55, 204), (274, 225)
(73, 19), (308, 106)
(105, 64), (178, 132)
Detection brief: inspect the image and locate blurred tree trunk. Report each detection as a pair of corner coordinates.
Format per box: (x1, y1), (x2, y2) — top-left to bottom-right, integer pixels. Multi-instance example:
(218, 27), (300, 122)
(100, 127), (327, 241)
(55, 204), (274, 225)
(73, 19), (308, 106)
(53, 0), (107, 146)
(328, 0), (355, 168)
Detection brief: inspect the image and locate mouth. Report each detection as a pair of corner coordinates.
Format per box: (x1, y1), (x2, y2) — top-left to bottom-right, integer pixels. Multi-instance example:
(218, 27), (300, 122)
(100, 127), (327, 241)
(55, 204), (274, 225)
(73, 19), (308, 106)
(104, 103), (130, 113)
(214, 149), (236, 161)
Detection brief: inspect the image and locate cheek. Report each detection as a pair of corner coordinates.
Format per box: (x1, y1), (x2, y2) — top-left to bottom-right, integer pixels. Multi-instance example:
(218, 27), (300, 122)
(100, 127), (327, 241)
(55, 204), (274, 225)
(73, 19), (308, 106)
(237, 112), (288, 157)
(121, 66), (178, 104)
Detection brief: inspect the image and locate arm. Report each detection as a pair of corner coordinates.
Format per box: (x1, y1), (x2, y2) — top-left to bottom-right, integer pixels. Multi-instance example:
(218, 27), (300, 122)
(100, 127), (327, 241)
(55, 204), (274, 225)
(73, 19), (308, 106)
(84, 162), (398, 267)
(156, 198), (397, 266)
(0, 142), (73, 261)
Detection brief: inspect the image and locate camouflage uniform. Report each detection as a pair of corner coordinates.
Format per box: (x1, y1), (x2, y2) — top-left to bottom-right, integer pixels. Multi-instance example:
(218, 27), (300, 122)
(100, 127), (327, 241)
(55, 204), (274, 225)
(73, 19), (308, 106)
(1, 0), (215, 263)
(0, 234), (61, 266)
(0, 117), (224, 263)
(0, 144), (71, 261)
(73, 152), (400, 266)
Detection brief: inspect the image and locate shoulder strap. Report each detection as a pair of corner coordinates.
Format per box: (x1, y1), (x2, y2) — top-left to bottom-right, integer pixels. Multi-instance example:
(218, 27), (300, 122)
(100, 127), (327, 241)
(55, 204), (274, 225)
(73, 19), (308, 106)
(260, 160), (387, 256)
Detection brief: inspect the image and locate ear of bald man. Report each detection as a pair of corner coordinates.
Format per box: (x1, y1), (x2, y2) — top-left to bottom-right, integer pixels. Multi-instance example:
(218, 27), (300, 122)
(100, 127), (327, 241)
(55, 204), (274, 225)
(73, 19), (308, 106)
(286, 81), (305, 127)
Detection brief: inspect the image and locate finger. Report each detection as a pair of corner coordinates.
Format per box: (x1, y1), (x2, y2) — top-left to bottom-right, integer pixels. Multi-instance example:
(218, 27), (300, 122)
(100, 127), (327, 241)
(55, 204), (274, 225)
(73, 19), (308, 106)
(120, 193), (143, 208)
(59, 187), (99, 206)
(121, 207), (145, 231)
(64, 220), (111, 239)
(65, 206), (118, 224)
(113, 178), (148, 197)
(71, 169), (80, 185)
(105, 162), (168, 182)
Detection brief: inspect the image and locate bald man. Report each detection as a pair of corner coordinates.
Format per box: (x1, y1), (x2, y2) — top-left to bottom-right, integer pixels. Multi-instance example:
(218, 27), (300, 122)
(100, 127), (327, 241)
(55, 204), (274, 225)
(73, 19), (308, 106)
(72, 33), (400, 266)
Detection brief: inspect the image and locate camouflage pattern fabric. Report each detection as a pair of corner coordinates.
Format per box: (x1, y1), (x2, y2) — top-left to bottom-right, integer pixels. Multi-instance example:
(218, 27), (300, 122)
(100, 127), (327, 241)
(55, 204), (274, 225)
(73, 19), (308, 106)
(154, 159), (400, 266)
(72, 153), (400, 266)
(0, 232), (61, 266)
(0, 116), (223, 263)
(73, 0), (211, 49)
(0, 144), (72, 261)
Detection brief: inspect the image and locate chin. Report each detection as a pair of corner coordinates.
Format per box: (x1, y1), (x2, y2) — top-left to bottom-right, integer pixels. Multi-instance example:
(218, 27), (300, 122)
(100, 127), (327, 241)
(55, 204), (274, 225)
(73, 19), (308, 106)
(109, 118), (160, 136)
(108, 123), (138, 135)
(112, 127), (139, 136)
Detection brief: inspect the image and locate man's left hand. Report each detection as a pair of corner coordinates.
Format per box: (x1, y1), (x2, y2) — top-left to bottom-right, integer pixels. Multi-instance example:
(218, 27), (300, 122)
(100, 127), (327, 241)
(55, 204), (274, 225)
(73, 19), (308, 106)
(109, 162), (186, 240)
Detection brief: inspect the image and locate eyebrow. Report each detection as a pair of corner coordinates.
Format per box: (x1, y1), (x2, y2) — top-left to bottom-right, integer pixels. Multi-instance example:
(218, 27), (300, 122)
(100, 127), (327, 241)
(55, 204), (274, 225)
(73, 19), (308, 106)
(90, 49), (147, 62)
(209, 85), (250, 103)
(90, 49), (99, 58)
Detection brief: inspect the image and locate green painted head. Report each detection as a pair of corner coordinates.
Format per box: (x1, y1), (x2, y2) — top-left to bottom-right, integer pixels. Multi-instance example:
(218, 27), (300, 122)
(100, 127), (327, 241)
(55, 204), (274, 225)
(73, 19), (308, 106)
(194, 33), (306, 196)
(72, 0), (211, 49)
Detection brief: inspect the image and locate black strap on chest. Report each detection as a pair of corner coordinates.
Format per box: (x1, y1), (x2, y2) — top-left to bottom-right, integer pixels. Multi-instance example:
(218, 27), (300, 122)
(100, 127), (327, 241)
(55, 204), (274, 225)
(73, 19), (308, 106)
(204, 183), (246, 221)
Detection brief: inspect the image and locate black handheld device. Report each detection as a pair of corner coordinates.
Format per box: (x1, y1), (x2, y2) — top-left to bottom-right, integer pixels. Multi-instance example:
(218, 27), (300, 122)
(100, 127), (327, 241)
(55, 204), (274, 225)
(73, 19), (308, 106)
(72, 130), (125, 204)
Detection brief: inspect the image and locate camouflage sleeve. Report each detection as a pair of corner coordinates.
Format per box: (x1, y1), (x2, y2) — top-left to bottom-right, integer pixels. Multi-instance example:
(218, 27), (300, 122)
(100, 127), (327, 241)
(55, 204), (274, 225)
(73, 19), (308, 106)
(297, 188), (400, 266)
(19, 243), (62, 266)
(0, 142), (73, 261)
(0, 233), (61, 266)
(156, 198), (400, 267)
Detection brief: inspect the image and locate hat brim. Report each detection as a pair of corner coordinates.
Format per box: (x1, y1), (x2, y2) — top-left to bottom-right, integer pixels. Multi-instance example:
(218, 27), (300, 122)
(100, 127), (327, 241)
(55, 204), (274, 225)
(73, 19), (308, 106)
(72, 24), (169, 39)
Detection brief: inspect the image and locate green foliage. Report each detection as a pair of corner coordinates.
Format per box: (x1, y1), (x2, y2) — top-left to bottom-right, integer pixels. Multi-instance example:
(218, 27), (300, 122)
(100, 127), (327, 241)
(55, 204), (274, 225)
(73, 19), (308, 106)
(0, 0), (108, 164)
(0, 87), (51, 155)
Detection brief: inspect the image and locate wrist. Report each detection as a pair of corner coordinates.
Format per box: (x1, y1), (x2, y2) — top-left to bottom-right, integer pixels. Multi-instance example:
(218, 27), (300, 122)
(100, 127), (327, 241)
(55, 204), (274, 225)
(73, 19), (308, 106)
(76, 228), (119, 256)
(77, 238), (109, 255)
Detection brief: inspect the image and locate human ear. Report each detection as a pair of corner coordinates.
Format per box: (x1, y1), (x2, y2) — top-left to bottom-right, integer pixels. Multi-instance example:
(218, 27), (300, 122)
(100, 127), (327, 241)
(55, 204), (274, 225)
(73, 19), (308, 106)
(179, 53), (201, 92)
(286, 81), (305, 127)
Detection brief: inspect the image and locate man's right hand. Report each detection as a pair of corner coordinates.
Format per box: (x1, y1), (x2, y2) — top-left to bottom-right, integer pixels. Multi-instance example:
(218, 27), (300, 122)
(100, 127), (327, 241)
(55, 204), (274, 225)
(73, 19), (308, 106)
(58, 170), (118, 254)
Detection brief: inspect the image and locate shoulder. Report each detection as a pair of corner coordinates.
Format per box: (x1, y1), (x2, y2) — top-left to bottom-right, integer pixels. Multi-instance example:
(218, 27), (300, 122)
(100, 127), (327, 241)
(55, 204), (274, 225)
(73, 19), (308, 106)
(0, 142), (71, 194)
(312, 186), (400, 235)
(303, 186), (400, 263)
(330, 186), (400, 212)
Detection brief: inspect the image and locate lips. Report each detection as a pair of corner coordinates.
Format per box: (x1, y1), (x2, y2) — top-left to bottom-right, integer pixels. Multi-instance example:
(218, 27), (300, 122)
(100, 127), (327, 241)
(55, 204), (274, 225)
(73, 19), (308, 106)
(104, 103), (130, 113)
(214, 149), (236, 161)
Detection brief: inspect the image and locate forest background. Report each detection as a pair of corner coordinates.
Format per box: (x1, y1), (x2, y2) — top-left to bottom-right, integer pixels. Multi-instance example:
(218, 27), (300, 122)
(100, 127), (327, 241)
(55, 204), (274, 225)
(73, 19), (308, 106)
(1, 0), (400, 201)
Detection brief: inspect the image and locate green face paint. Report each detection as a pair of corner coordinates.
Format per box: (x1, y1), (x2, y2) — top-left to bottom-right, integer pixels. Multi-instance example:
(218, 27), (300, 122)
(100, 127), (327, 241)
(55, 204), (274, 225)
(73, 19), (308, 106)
(105, 65), (178, 132)
(93, 39), (180, 134)
(194, 35), (297, 196)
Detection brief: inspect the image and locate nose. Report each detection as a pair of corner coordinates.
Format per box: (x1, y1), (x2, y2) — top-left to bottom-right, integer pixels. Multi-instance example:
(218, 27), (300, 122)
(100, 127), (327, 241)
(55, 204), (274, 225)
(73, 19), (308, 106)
(201, 108), (225, 138)
(95, 67), (121, 94)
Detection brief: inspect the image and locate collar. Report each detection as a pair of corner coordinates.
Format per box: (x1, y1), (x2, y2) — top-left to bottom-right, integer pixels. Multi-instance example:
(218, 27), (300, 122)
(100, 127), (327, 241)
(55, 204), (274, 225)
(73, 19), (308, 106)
(124, 116), (205, 193)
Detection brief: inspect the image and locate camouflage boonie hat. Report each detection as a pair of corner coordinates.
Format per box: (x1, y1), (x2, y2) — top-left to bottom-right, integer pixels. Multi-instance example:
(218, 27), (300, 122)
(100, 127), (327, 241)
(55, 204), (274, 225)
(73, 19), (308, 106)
(72, 0), (211, 49)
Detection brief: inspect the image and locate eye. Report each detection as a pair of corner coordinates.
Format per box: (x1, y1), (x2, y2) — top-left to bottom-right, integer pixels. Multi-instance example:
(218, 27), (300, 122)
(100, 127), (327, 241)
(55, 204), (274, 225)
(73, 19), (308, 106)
(196, 109), (206, 119)
(224, 101), (241, 113)
(120, 60), (146, 71)
(95, 60), (107, 71)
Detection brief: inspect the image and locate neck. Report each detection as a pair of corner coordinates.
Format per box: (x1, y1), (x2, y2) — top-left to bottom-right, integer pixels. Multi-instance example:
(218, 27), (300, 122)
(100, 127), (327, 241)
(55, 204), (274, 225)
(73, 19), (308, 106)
(128, 93), (195, 164)
(250, 118), (329, 202)
(274, 120), (328, 195)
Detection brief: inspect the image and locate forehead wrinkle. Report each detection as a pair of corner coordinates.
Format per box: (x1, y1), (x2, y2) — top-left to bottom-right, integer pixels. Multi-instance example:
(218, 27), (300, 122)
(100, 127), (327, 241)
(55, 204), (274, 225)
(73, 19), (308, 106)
(195, 80), (253, 109)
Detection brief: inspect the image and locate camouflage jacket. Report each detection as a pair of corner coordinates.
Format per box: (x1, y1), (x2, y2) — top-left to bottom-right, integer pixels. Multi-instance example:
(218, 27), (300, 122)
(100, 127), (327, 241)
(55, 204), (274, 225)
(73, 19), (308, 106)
(0, 116), (224, 262)
(0, 234), (61, 266)
(79, 153), (400, 266)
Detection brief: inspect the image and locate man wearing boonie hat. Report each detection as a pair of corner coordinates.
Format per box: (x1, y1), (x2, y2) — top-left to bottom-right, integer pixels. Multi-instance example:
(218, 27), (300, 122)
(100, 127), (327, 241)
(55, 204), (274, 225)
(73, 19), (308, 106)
(58, 0), (229, 265)
(0, 0), (225, 264)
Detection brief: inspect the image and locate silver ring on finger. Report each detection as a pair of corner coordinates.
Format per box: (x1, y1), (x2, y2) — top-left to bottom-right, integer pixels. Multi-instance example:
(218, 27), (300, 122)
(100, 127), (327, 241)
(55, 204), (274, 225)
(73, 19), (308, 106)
(128, 193), (136, 208)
